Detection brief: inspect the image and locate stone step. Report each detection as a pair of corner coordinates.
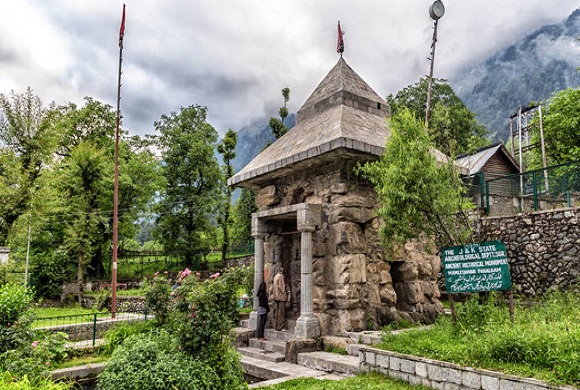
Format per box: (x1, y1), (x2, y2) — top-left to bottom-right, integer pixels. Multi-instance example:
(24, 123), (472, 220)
(238, 346), (285, 363)
(347, 331), (382, 345)
(297, 351), (360, 375)
(249, 338), (286, 354)
(240, 319), (251, 328)
(265, 328), (294, 342)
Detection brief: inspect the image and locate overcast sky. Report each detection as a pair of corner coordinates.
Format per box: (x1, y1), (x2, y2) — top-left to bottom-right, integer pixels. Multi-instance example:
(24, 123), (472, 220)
(1, 1), (578, 137)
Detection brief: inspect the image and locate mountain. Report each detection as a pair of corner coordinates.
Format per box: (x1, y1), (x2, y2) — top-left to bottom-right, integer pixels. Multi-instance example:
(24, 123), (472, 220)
(231, 114), (295, 174)
(451, 8), (580, 141)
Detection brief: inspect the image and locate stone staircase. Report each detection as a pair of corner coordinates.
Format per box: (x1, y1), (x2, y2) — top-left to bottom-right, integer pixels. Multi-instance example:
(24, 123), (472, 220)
(234, 319), (379, 385)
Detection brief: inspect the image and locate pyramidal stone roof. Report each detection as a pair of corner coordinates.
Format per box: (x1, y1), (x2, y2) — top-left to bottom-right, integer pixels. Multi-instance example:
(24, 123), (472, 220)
(229, 57), (391, 187)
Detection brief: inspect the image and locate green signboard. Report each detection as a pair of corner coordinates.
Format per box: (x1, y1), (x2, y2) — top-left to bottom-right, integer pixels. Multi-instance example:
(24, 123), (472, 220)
(442, 240), (512, 294)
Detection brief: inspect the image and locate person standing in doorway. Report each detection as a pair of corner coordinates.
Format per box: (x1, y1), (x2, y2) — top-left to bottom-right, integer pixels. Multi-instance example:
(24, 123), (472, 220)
(256, 282), (269, 340)
(272, 268), (288, 331)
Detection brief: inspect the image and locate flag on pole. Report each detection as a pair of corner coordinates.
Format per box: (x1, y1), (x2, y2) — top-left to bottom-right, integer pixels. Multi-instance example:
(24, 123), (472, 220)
(337, 20), (344, 55)
(119, 4), (126, 48)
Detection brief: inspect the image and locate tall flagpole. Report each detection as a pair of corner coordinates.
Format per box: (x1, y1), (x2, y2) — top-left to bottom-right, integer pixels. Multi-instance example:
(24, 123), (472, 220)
(112, 3), (126, 319)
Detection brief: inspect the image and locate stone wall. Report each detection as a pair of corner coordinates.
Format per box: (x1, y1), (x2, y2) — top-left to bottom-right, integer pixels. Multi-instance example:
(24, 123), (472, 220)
(256, 159), (442, 335)
(474, 207), (580, 296)
(80, 295), (146, 311)
(358, 346), (575, 390)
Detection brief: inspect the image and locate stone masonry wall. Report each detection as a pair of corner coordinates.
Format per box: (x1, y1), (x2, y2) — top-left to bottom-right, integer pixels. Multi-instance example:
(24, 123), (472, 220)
(474, 207), (580, 296)
(256, 159), (442, 335)
(358, 346), (576, 390)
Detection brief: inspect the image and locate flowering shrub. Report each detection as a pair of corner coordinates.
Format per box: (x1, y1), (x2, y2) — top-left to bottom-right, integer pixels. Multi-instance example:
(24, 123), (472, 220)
(1, 332), (68, 384)
(145, 274), (172, 325)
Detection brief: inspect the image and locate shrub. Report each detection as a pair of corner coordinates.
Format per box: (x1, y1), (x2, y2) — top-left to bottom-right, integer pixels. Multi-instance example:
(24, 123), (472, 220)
(0, 284), (34, 327)
(1, 331), (68, 385)
(0, 371), (73, 390)
(145, 274), (171, 325)
(171, 269), (240, 354)
(100, 321), (154, 356)
(29, 251), (67, 300)
(98, 330), (222, 390)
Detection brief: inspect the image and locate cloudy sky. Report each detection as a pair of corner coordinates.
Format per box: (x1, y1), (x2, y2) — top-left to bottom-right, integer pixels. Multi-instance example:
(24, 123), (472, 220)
(1, 1), (578, 137)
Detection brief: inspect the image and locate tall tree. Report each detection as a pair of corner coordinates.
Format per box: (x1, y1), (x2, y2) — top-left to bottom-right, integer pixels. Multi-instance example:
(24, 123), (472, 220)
(387, 78), (488, 155)
(61, 142), (108, 295)
(154, 105), (222, 265)
(357, 109), (473, 255)
(217, 129), (237, 262)
(231, 188), (257, 244)
(530, 88), (580, 166)
(0, 88), (57, 244)
(269, 87), (291, 139)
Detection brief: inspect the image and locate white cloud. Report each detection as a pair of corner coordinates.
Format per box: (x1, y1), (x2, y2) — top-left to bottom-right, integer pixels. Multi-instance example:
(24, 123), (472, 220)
(0, 0), (577, 135)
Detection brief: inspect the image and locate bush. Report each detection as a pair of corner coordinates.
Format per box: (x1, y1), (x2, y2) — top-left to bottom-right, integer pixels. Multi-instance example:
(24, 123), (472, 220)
(98, 330), (223, 390)
(29, 251), (67, 300)
(101, 321), (155, 356)
(145, 274), (171, 325)
(0, 371), (73, 390)
(1, 331), (68, 385)
(0, 284), (34, 327)
(171, 269), (240, 354)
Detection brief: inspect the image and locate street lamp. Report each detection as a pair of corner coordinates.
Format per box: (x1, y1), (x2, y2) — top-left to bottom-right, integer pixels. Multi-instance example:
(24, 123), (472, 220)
(425, 0), (445, 129)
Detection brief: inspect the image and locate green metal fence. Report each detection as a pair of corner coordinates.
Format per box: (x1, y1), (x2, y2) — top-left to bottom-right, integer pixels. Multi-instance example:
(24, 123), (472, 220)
(477, 161), (580, 215)
(34, 310), (151, 347)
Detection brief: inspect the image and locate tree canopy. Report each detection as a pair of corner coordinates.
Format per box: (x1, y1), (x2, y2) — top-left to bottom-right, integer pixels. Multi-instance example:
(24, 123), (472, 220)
(531, 88), (580, 166)
(387, 78), (488, 155)
(357, 109), (474, 255)
(153, 105), (222, 265)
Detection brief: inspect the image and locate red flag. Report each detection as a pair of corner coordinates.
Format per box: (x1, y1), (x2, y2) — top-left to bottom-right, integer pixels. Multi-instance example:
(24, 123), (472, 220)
(337, 20), (344, 54)
(119, 4), (126, 48)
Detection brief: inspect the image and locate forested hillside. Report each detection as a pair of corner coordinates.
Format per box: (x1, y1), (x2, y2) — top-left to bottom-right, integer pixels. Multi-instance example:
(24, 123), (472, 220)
(451, 9), (580, 141)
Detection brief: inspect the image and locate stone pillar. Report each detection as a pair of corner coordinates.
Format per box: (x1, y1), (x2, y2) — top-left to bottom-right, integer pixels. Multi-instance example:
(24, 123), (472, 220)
(295, 207), (321, 338)
(250, 215), (266, 329)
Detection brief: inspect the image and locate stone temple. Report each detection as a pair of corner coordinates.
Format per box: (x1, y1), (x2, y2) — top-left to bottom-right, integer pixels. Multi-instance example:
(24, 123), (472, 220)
(229, 58), (443, 338)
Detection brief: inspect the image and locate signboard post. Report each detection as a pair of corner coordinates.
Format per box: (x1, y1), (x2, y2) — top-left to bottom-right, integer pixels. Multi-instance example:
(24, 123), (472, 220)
(441, 240), (514, 322)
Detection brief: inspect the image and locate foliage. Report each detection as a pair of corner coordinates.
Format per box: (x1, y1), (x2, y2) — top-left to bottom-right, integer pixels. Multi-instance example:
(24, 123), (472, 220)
(386, 77), (488, 155)
(144, 274), (172, 325)
(217, 129), (237, 262)
(269, 87), (291, 140)
(0, 371), (73, 390)
(139, 267), (248, 388)
(28, 251), (66, 300)
(0, 88), (56, 245)
(0, 284), (34, 327)
(378, 291), (580, 385)
(98, 330), (225, 390)
(100, 320), (155, 356)
(1, 332), (68, 384)
(153, 105), (222, 265)
(170, 268), (241, 353)
(357, 110), (474, 255)
(231, 188), (257, 244)
(530, 88), (580, 166)
(260, 372), (430, 389)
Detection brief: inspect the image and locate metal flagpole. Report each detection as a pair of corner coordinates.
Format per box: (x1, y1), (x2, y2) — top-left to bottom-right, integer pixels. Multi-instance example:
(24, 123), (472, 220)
(112, 3), (126, 319)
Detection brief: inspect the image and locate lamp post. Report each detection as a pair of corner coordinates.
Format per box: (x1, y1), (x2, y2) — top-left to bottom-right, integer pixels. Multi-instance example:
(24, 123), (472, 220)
(425, 0), (445, 129)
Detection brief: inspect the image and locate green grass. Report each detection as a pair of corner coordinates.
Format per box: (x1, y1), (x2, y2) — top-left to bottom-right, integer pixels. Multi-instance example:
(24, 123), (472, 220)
(52, 355), (107, 369)
(377, 291), (580, 386)
(260, 372), (430, 389)
(31, 306), (108, 328)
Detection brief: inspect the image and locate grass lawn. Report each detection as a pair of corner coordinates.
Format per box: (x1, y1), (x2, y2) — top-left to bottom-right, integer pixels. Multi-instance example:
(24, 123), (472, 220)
(31, 305), (108, 328)
(260, 372), (430, 389)
(377, 291), (580, 386)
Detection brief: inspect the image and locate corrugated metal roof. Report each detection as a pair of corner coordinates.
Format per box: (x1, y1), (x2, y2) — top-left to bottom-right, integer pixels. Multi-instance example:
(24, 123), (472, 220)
(454, 143), (519, 175)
